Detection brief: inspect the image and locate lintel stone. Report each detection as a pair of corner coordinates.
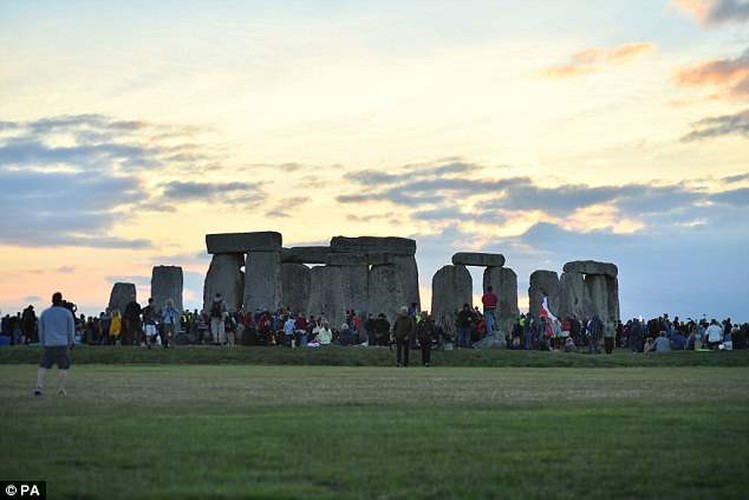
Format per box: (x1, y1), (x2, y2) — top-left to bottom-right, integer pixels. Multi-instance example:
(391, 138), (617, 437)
(452, 252), (505, 267)
(206, 231), (282, 254)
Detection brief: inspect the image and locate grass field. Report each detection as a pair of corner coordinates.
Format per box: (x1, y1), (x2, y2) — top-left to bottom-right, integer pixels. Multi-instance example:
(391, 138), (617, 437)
(2, 360), (749, 498)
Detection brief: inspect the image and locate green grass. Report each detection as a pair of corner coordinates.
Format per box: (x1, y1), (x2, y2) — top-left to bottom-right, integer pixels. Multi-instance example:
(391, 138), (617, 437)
(2, 344), (749, 368)
(2, 364), (748, 499)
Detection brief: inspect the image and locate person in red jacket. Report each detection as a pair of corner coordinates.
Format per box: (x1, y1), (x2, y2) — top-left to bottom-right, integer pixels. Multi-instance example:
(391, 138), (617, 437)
(481, 286), (498, 335)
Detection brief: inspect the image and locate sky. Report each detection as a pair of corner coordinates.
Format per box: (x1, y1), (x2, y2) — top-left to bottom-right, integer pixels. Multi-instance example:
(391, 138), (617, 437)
(1, 0), (748, 321)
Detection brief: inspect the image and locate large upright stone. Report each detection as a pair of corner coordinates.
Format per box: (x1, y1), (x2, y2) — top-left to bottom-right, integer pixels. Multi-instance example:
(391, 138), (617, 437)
(281, 246), (330, 264)
(431, 265), (472, 339)
(393, 255), (420, 311)
(306, 266), (326, 317)
(322, 265), (347, 329)
(452, 252), (505, 267)
(206, 231), (282, 254)
(563, 260), (618, 278)
(203, 254), (244, 312)
(108, 282), (136, 314)
(557, 272), (585, 319)
(340, 265), (370, 317)
(529, 270), (560, 318)
(330, 236), (416, 256)
(606, 276), (620, 323)
(483, 266), (519, 333)
(368, 264), (405, 324)
(584, 274), (610, 321)
(281, 263), (311, 313)
(151, 266), (184, 313)
(244, 250), (282, 312)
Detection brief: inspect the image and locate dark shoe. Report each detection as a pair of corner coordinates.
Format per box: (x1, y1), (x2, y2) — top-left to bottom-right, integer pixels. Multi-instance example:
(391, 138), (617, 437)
(33, 388), (43, 397)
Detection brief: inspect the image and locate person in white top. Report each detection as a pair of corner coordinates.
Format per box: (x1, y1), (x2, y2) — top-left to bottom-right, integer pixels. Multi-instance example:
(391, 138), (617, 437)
(705, 319), (723, 350)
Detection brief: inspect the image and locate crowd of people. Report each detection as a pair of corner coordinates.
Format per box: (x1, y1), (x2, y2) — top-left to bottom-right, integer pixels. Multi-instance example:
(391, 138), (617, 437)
(3, 290), (747, 357)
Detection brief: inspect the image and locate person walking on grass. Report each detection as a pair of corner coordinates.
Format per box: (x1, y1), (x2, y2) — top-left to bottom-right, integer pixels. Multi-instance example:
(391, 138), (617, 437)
(34, 292), (75, 396)
(417, 311), (436, 366)
(392, 306), (415, 367)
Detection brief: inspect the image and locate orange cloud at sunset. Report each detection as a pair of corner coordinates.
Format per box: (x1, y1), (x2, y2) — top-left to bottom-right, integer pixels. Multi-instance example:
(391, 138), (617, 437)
(676, 48), (749, 98)
(542, 42), (656, 78)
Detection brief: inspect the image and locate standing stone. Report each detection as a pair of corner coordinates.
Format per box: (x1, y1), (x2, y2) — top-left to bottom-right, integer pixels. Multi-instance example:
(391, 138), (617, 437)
(203, 254), (244, 312)
(368, 264), (405, 325)
(483, 266), (518, 334)
(306, 266), (326, 318)
(431, 265), (472, 340)
(322, 265), (347, 330)
(528, 270), (560, 318)
(151, 266), (184, 313)
(584, 274), (610, 321)
(108, 282), (136, 314)
(340, 265), (370, 318)
(244, 250), (282, 312)
(557, 272), (585, 320)
(393, 255), (420, 312)
(281, 263), (311, 314)
(606, 276), (620, 323)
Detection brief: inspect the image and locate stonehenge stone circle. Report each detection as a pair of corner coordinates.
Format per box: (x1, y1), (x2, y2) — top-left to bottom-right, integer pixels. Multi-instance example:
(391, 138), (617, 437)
(452, 252), (506, 268)
(151, 265), (183, 313)
(431, 264), (472, 339)
(203, 253), (245, 312)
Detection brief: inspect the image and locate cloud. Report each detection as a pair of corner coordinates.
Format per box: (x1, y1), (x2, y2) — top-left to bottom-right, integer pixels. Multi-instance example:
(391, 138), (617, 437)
(338, 161), (707, 225)
(264, 196), (310, 218)
(542, 42), (656, 78)
(711, 187), (749, 205)
(681, 109), (749, 141)
(676, 48), (749, 99)
(673, 0), (749, 25)
(0, 114), (221, 249)
(723, 172), (749, 183)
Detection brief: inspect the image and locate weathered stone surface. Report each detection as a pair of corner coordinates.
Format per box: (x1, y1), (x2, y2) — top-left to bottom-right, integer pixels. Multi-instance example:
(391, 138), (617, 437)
(322, 265), (346, 329)
(431, 265), (472, 339)
(244, 250), (282, 312)
(563, 260), (618, 278)
(483, 266), (518, 334)
(203, 254), (244, 312)
(281, 246), (330, 264)
(306, 266), (326, 317)
(330, 236), (416, 256)
(529, 270), (560, 318)
(206, 231), (282, 254)
(281, 263), (311, 314)
(340, 265), (370, 317)
(151, 266), (184, 313)
(606, 276), (620, 323)
(393, 255), (420, 312)
(326, 253), (369, 266)
(557, 272), (585, 319)
(452, 252), (505, 268)
(583, 274), (609, 321)
(108, 282), (136, 314)
(368, 264), (405, 324)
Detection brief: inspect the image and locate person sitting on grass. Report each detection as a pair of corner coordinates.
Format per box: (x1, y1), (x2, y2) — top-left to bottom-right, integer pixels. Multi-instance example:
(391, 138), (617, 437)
(648, 331), (671, 353)
(317, 321), (333, 345)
